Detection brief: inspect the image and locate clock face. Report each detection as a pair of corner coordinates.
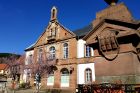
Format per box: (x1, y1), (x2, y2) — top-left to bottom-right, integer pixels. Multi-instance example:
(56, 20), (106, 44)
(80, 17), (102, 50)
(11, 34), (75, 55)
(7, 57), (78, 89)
(104, 0), (119, 5)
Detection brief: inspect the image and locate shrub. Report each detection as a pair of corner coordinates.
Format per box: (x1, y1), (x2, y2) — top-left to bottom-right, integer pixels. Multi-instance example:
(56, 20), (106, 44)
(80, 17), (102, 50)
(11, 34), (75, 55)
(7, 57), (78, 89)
(19, 82), (30, 89)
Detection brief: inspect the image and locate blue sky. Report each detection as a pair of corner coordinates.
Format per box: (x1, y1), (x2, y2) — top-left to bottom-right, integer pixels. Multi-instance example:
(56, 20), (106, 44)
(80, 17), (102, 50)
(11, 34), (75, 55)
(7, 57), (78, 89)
(0, 0), (140, 54)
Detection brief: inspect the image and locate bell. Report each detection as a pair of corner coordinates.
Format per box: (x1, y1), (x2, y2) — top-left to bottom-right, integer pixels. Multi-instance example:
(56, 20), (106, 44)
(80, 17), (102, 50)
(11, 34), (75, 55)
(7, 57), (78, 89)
(104, 0), (119, 5)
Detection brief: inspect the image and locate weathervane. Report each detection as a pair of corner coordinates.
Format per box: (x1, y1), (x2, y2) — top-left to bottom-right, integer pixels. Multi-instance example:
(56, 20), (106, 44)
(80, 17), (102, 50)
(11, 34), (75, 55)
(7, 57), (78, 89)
(104, 0), (119, 6)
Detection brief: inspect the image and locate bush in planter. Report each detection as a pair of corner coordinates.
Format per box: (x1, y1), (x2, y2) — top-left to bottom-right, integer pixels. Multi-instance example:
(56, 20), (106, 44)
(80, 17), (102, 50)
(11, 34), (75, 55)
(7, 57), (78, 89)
(19, 82), (26, 88)
(19, 82), (30, 89)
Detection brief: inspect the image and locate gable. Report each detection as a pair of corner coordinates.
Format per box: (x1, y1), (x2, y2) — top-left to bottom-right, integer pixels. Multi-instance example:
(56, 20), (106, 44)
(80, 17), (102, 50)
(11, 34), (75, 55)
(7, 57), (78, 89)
(34, 21), (76, 47)
(84, 19), (140, 44)
(57, 23), (76, 40)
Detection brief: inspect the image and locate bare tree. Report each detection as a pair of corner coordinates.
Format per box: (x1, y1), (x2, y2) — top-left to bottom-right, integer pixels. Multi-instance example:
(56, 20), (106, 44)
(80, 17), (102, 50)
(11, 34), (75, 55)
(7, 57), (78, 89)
(0, 54), (25, 92)
(24, 51), (57, 92)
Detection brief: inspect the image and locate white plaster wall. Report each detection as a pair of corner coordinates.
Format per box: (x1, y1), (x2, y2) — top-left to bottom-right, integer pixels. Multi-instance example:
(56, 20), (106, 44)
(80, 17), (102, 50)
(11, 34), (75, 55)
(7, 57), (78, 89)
(91, 47), (94, 56)
(77, 39), (86, 58)
(23, 70), (27, 82)
(25, 50), (34, 65)
(61, 83), (69, 87)
(0, 70), (4, 74)
(77, 63), (95, 84)
(23, 50), (34, 82)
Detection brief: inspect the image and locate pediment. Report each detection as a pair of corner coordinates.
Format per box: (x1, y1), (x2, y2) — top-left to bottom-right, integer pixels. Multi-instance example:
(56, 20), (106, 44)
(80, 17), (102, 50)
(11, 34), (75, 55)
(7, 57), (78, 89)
(84, 19), (139, 44)
(34, 21), (76, 47)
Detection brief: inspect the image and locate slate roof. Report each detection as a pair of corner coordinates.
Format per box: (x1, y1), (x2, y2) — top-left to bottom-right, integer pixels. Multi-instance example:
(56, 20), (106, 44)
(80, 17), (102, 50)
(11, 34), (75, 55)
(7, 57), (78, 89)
(73, 23), (93, 38)
(25, 43), (35, 51)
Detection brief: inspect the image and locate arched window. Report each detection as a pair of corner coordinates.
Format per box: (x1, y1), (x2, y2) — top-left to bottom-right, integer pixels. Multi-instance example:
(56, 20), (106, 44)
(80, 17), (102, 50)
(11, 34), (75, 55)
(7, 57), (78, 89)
(38, 49), (43, 63)
(47, 71), (54, 86)
(60, 68), (69, 87)
(49, 46), (55, 59)
(63, 43), (68, 59)
(85, 68), (92, 83)
(52, 9), (55, 18)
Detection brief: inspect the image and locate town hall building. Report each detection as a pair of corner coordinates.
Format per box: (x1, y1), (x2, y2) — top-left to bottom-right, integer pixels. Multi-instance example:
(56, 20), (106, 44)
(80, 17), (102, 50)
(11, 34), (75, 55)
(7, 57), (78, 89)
(23, 0), (140, 91)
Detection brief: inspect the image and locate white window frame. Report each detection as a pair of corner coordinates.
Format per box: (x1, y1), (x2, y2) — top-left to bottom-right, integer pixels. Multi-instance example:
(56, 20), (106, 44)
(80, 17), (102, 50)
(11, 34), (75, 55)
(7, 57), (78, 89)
(61, 68), (69, 87)
(63, 43), (68, 59)
(85, 68), (92, 84)
(49, 46), (55, 59)
(85, 45), (91, 57)
(47, 71), (54, 86)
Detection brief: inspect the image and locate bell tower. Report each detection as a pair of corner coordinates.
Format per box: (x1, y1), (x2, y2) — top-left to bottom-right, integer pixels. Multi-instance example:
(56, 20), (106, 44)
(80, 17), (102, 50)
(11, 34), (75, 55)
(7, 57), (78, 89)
(50, 6), (57, 21)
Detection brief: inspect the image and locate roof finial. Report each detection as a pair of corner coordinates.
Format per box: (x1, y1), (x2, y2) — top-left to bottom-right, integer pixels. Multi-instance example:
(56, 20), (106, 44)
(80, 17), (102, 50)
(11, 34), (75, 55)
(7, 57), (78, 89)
(104, 0), (119, 6)
(50, 6), (57, 21)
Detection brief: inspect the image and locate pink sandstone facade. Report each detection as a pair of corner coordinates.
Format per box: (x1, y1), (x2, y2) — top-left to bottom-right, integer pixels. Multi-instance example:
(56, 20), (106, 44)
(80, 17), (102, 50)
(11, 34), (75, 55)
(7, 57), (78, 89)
(24, 2), (140, 91)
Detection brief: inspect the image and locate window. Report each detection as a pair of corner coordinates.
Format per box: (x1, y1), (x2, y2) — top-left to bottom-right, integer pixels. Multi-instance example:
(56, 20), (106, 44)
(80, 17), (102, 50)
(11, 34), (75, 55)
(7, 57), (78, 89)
(63, 43), (68, 59)
(49, 28), (57, 36)
(27, 54), (33, 64)
(38, 49), (43, 63)
(49, 46), (55, 59)
(54, 27), (57, 36)
(85, 68), (92, 83)
(61, 68), (69, 87)
(50, 29), (53, 36)
(47, 71), (54, 86)
(85, 45), (91, 57)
